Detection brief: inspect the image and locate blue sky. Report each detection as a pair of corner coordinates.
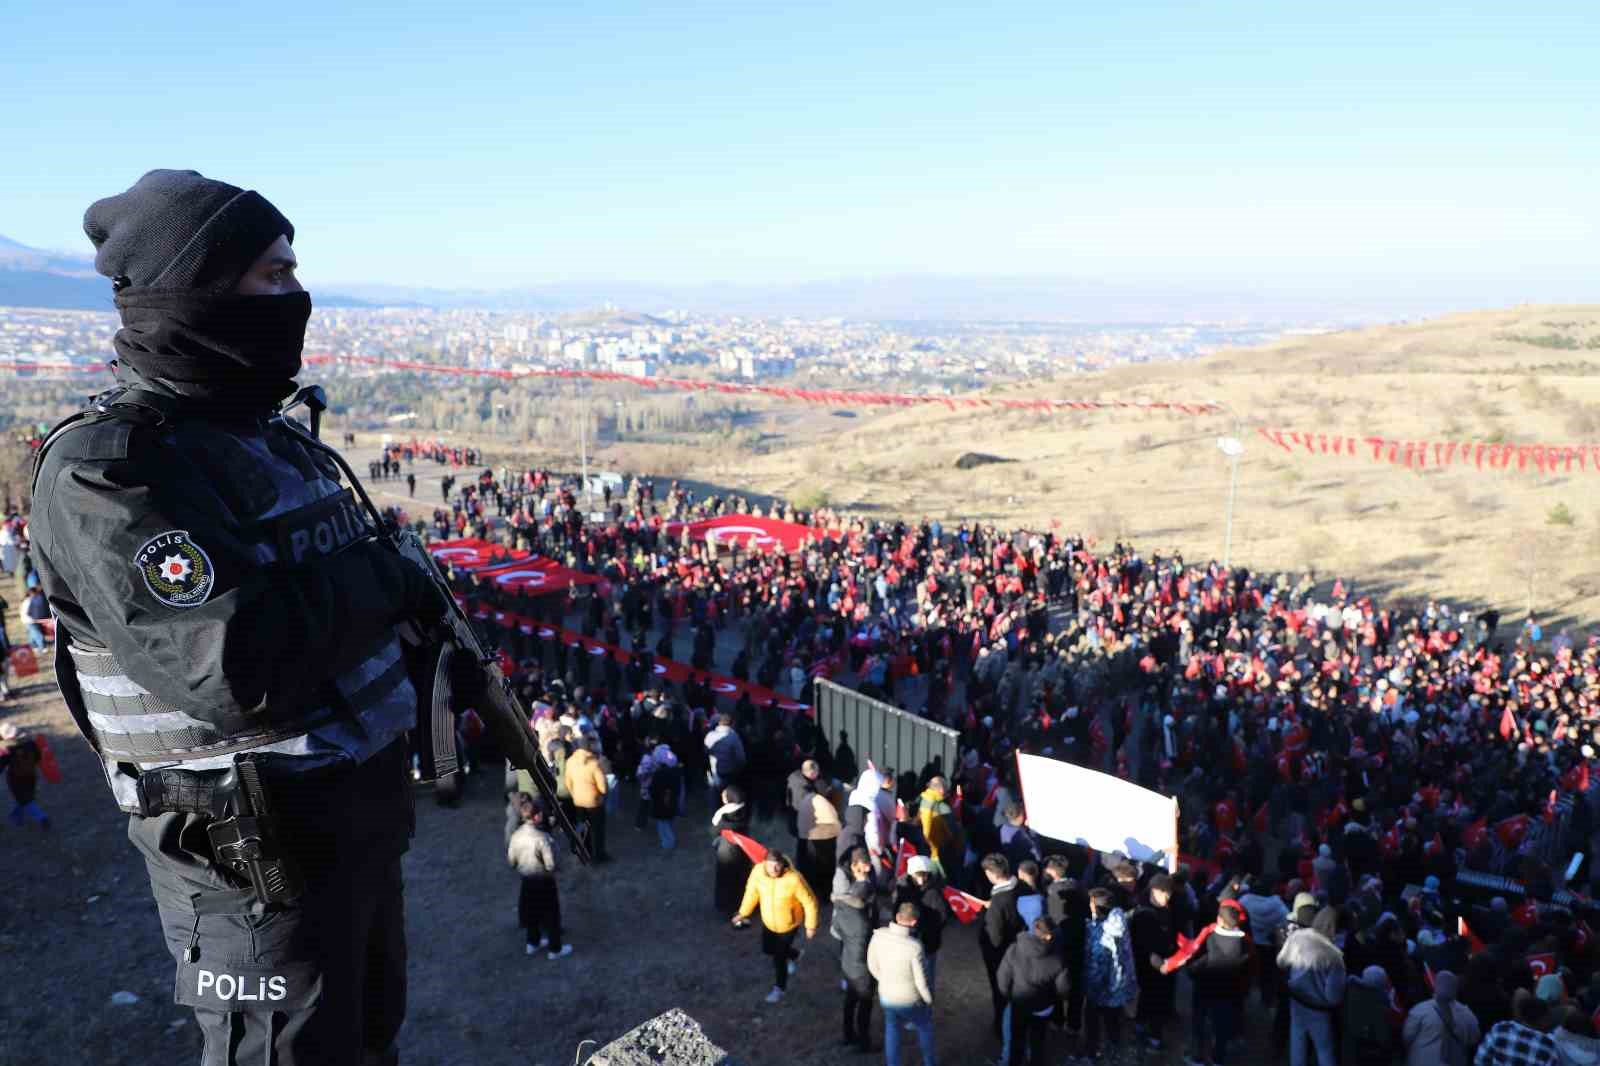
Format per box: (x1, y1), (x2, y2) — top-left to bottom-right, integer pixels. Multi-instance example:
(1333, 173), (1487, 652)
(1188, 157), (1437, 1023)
(2, 2), (1596, 296)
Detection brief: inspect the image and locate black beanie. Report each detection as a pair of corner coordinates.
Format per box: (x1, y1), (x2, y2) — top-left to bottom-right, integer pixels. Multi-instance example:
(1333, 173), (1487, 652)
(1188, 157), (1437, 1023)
(83, 169), (294, 292)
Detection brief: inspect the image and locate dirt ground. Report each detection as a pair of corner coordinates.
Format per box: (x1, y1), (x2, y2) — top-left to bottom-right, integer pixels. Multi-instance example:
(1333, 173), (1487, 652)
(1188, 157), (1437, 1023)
(0, 646), (1291, 1066)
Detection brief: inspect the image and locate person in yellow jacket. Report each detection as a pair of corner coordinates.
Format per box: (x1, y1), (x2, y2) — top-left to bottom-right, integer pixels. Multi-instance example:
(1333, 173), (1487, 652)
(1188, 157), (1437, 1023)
(919, 776), (964, 879)
(562, 737), (611, 862)
(732, 851), (819, 1004)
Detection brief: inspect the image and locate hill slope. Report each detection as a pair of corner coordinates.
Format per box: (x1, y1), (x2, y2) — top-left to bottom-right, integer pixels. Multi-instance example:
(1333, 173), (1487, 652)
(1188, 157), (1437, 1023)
(605, 305), (1600, 629)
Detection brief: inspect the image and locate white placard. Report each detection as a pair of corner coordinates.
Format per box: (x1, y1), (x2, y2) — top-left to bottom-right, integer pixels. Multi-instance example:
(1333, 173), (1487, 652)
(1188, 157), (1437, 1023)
(1015, 752), (1178, 872)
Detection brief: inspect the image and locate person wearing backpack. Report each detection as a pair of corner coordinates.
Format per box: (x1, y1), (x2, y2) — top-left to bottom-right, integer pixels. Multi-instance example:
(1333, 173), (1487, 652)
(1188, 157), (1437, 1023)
(1402, 970), (1480, 1066)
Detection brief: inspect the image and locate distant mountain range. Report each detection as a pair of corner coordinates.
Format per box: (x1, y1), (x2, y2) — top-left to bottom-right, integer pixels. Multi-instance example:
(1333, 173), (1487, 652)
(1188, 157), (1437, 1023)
(3, 232), (1584, 322)
(0, 234), (375, 310)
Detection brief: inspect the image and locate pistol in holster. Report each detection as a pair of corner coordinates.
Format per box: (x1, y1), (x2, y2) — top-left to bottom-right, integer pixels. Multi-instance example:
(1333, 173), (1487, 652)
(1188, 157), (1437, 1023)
(137, 754), (305, 906)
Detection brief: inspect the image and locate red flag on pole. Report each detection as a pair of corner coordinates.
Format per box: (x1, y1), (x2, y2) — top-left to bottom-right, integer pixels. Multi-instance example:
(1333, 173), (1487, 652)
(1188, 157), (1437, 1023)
(894, 838), (918, 879)
(719, 829), (769, 865)
(1528, 952), (1558, 979)
(1496, 814), (1532, 851)
(942, 886), (990, 924)
(1459, 917), (1487, 955)
(1499, 706), (1517, 740)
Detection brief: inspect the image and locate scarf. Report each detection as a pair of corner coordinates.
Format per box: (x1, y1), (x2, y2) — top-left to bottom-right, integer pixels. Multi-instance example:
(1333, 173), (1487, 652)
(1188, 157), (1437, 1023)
(112, 287), (311, 411)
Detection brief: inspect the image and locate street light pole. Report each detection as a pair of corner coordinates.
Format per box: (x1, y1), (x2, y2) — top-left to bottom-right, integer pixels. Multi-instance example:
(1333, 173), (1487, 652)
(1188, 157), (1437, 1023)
(1216, 430), (1245, 569)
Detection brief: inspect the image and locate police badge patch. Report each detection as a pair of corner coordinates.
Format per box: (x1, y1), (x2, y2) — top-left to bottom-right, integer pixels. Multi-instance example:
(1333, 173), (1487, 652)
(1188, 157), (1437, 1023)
(135, 530), (216, 608)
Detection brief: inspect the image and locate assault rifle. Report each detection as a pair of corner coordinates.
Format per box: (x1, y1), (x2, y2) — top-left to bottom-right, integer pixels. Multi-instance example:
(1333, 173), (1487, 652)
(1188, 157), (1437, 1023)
(277, 385), (591, 863)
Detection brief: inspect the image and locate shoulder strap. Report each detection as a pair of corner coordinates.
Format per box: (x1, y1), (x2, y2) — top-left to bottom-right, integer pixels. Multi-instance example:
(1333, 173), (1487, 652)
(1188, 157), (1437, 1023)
(30, 386), (184, 495)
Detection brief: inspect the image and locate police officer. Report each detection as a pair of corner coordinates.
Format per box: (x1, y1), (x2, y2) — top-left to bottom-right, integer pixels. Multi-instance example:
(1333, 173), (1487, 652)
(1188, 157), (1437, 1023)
(29, 170), (442, 1065)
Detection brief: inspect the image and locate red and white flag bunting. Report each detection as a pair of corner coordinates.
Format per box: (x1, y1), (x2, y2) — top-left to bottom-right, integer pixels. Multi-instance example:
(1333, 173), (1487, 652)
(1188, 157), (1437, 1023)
(1257, 427), (1600, 476)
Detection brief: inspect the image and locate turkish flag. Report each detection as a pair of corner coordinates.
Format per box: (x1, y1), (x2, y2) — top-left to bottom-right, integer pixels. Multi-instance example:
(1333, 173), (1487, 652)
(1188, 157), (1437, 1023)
(1459, 917), (1487, 955)
(1499, 706), (1517, 740)
(1462, 818), (1489, 851)
(894, 838), (918, 879)
(719, 829), (769, 865)
(1528, 952), (1558, 979)
(1496, 814), (1532, 850)
(943, 886), (990, 925)
(1512, 901), (1539, 929)
(34, 734), (62, 785)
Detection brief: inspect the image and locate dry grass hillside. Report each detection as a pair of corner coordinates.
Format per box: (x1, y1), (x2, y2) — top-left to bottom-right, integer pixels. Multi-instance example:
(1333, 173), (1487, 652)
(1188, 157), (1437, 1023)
(580, 305), (1600, 632)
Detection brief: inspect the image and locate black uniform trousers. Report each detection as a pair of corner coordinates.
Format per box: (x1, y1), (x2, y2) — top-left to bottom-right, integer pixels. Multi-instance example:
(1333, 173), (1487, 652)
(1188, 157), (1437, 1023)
(131, 742), (412, 1066)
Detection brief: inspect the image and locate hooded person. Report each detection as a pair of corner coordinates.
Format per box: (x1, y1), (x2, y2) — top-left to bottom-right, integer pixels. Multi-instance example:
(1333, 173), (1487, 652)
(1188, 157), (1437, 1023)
(29, 169), (445, 1066)
(1401, 970), (1480, 1066)
(836, 765), (895, 877)
(1278, 904), (1347, 1066)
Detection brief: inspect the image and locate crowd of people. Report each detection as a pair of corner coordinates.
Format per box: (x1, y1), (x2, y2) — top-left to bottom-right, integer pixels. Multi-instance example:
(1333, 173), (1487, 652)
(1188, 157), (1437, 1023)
(9, 432), (1600, 1064)
(431, 453), (1600, 1065)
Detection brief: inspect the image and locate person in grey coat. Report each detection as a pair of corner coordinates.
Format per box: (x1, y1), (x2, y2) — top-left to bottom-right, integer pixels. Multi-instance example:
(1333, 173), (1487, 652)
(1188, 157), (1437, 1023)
(1277, 905), (1345, 1066)
(832, 879), (878, 1052)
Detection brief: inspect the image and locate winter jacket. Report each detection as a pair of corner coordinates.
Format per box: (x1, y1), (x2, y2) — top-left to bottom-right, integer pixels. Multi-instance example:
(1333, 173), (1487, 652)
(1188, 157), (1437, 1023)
(981, 879), (1027, 965)
(1129, 899), (1179, 989)
(918, 788), (963, 873)
(1278, 928), (1347, 1013)
(1401, 998), (1481, 1066)
(1185, 926), (1251, 1004)
(1083, 908), (1138, 1008)
(831, 889), (877, 983)
(704, 724), (746, 780)
(737, 864), (820, 936)
(838, 767), (893, 860)
(1239, 890), (1290, 945)
(563, 748), (608, 810)
(799, 790), (841, 841)
(894, 873), (951, 956)
(867, 923), (933, 1008)
(997, 932), (1072, 1013)
(507, 823), (558, 878)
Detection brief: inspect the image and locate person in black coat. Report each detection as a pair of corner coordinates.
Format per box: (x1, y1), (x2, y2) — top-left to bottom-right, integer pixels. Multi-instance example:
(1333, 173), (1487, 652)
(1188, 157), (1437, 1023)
(710, 785), (755, 913)
(894, 857), (952, 985)
(832, 878), (878, 1052)
(996, 917), (1073, 1066)
(1044, 858), (1089, 1034)
(980, 853), (1027, 1043)
(1181, 901), (1253, 1066)
(1128, 874), (1180, 1053)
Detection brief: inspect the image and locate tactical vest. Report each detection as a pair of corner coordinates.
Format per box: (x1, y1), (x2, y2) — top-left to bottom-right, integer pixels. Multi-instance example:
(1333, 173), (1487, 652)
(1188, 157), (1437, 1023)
(35, 387), (416, 811)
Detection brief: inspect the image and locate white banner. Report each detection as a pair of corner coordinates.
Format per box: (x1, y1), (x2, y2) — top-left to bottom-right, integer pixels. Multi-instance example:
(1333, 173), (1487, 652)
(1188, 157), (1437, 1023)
(1015, 752), (1178, 872)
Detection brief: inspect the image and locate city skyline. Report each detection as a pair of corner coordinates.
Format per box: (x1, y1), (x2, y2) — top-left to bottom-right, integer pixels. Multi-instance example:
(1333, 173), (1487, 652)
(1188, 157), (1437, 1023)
(3, 3), (1596, 305)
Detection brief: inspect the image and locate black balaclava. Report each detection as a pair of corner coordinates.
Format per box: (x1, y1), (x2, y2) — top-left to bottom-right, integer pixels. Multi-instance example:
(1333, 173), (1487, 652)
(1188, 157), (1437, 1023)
(83, 168), (310, 409)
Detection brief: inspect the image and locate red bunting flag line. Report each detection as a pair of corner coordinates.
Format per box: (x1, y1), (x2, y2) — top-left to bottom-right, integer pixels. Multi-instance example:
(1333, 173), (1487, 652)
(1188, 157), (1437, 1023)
(301, 354), (1220, 415)
(4, 355), (1219, 415)
(1256, 427), (1600, 476)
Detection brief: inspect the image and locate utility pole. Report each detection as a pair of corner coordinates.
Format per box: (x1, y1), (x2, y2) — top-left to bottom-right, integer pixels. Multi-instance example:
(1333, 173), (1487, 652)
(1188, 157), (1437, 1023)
(1217, 431), (1244, 568)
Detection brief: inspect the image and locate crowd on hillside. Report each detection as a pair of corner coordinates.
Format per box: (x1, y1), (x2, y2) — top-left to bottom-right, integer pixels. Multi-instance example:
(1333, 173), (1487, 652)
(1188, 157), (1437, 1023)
(421, 458), (1600, 1065)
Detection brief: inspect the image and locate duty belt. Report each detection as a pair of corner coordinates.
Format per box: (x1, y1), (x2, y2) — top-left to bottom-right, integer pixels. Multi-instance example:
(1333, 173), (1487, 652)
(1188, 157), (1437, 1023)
(67, 642), (337, 763)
